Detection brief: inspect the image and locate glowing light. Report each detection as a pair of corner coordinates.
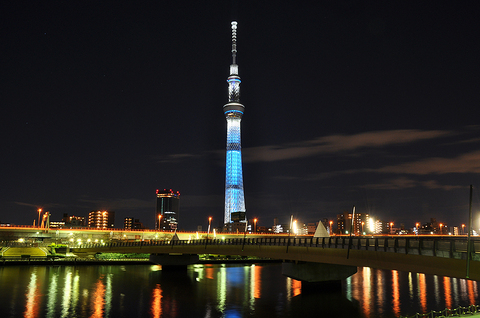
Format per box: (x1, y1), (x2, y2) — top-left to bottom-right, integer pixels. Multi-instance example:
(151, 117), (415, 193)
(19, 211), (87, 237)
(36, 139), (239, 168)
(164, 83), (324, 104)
(368, 218), (375, 233)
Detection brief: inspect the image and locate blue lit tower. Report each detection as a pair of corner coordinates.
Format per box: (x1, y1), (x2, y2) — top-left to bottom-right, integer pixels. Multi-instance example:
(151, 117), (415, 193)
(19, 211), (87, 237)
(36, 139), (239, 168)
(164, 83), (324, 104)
(224, 21), (246, 225)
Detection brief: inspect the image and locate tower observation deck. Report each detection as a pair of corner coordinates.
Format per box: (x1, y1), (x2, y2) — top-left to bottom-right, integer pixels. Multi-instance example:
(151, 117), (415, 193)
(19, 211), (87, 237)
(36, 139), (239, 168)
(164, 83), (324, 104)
(223, 21), (246, 225)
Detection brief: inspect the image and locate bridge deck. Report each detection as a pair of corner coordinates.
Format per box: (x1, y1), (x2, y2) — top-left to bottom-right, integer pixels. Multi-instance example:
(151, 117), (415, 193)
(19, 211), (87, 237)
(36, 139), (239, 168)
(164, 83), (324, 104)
(71, 236), (480, 280)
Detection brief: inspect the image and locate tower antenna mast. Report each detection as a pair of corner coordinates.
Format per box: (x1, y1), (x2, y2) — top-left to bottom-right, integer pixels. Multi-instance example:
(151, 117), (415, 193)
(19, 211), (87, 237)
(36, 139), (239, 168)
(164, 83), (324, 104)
(231, 21), (237, 65)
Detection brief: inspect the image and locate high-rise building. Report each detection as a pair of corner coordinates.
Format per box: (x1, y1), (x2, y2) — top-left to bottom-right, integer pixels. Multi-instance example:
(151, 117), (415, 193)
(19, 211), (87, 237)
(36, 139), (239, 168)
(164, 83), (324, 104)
(156, 189), (180, 230)
(224, 21), (246, 225)
(88, 210), (115, 229)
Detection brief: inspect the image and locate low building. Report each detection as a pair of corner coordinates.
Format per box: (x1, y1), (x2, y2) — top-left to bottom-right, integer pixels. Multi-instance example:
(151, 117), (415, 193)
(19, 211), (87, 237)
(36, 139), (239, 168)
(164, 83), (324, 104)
(88, 211), (115, 229)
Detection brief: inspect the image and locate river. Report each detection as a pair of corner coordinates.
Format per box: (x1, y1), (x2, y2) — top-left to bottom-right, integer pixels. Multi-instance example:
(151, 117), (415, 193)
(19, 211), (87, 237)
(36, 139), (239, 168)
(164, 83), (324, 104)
(0, 263), (478, 317)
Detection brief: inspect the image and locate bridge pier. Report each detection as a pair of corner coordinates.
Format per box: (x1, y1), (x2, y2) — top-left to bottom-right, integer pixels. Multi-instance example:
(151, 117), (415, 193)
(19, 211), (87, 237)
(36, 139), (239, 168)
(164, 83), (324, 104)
(282, 261), (357, 289)
(149, 253), (199, 269)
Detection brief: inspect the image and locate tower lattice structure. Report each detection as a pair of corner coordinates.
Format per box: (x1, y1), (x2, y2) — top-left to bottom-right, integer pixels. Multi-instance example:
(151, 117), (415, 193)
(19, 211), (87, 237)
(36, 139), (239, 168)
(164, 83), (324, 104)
(223, 21), (246, 224)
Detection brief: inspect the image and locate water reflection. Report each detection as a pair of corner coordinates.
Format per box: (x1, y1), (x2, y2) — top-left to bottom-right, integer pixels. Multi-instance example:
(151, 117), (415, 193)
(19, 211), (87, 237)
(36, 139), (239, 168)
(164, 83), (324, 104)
(61, 269), (72, 317)
(468, 280), (476, 305)
(376, 269), (385, 317)
(151, 283), (162, 318)
(418, 273), (427, 313)
(363, 267), (372, 317)
(91, 275), (105, 318)
(2, 264), (480, 318)
(46, 268), (58, 318)
(24, 268), (40, 318)
(444, 276), (452, 309)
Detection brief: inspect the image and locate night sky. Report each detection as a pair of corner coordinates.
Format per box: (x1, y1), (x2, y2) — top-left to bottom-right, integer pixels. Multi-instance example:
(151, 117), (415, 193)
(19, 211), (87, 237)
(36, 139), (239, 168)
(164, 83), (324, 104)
(2, 1), (479, 231)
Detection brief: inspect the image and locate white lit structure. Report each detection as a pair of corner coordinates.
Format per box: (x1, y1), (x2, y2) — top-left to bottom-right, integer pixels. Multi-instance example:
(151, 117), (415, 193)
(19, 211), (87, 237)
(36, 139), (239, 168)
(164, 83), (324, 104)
(224, 21), (246, 225)
(88, 210), (115, 229)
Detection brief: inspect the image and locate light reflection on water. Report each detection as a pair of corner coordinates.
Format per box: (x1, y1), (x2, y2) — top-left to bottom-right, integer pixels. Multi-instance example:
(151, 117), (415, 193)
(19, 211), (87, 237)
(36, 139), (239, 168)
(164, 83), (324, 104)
(0, 264), (480, 317)
(24, 268), (39, 318)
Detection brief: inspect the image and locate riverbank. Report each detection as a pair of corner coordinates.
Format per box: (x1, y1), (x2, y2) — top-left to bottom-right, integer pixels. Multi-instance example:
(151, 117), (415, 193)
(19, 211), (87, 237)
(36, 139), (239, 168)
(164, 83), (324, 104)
(0, 257), (281, 266)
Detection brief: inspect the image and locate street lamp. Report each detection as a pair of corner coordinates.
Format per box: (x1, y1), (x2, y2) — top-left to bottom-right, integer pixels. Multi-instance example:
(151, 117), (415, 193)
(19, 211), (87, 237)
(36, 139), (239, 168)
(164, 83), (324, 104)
(462, 224), (465, 235)
(207, 217), (212, 236)
(158, 214), (162, 231)
(416, 223), (420, 235)
(439, 223), (443, 235)
(361, 221), (365, 235)
(37, 208), (42, 228)
(254, 218), (257, 233)
(330, 220), (333, 235)
(390, 222), (394, 235)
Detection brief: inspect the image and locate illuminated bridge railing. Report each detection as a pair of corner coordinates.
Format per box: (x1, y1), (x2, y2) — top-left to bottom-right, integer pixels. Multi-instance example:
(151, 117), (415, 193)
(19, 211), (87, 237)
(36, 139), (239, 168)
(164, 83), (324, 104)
(77, 236), (480, 261)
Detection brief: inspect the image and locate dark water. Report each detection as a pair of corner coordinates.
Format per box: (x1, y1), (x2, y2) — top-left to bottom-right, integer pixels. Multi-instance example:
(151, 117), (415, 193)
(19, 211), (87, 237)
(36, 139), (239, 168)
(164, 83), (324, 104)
(0, 263), (478, 318)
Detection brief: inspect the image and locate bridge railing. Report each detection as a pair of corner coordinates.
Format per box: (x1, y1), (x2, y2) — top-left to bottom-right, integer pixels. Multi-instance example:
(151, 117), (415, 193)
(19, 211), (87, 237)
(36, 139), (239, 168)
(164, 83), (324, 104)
(76, 236), (480, 261)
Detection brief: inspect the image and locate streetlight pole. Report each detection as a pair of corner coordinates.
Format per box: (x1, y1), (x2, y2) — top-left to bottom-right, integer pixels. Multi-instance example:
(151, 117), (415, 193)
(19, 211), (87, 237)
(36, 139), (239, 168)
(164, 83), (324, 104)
(205, 217), (212, 249)
(37, 209), (42, 228)
(254, 218), (257, 233)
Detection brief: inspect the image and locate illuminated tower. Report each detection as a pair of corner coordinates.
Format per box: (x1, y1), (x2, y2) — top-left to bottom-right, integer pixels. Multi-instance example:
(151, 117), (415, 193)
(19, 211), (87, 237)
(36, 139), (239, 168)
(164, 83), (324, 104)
(224, 21), (246, 225)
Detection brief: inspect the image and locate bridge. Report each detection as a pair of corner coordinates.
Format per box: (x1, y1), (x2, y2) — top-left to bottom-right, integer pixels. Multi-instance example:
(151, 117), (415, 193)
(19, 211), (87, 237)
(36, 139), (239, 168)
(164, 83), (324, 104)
(71, 236), (480, 282)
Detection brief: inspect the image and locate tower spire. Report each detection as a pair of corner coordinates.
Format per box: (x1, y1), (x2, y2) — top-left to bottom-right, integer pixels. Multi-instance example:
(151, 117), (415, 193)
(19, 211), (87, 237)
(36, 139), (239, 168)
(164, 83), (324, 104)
(231, 21), (237, 65)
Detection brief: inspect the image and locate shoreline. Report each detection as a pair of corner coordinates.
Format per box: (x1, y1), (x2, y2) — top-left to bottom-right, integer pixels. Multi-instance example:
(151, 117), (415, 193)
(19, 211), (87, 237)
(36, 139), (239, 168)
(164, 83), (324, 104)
(0, 258), (281, 266)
